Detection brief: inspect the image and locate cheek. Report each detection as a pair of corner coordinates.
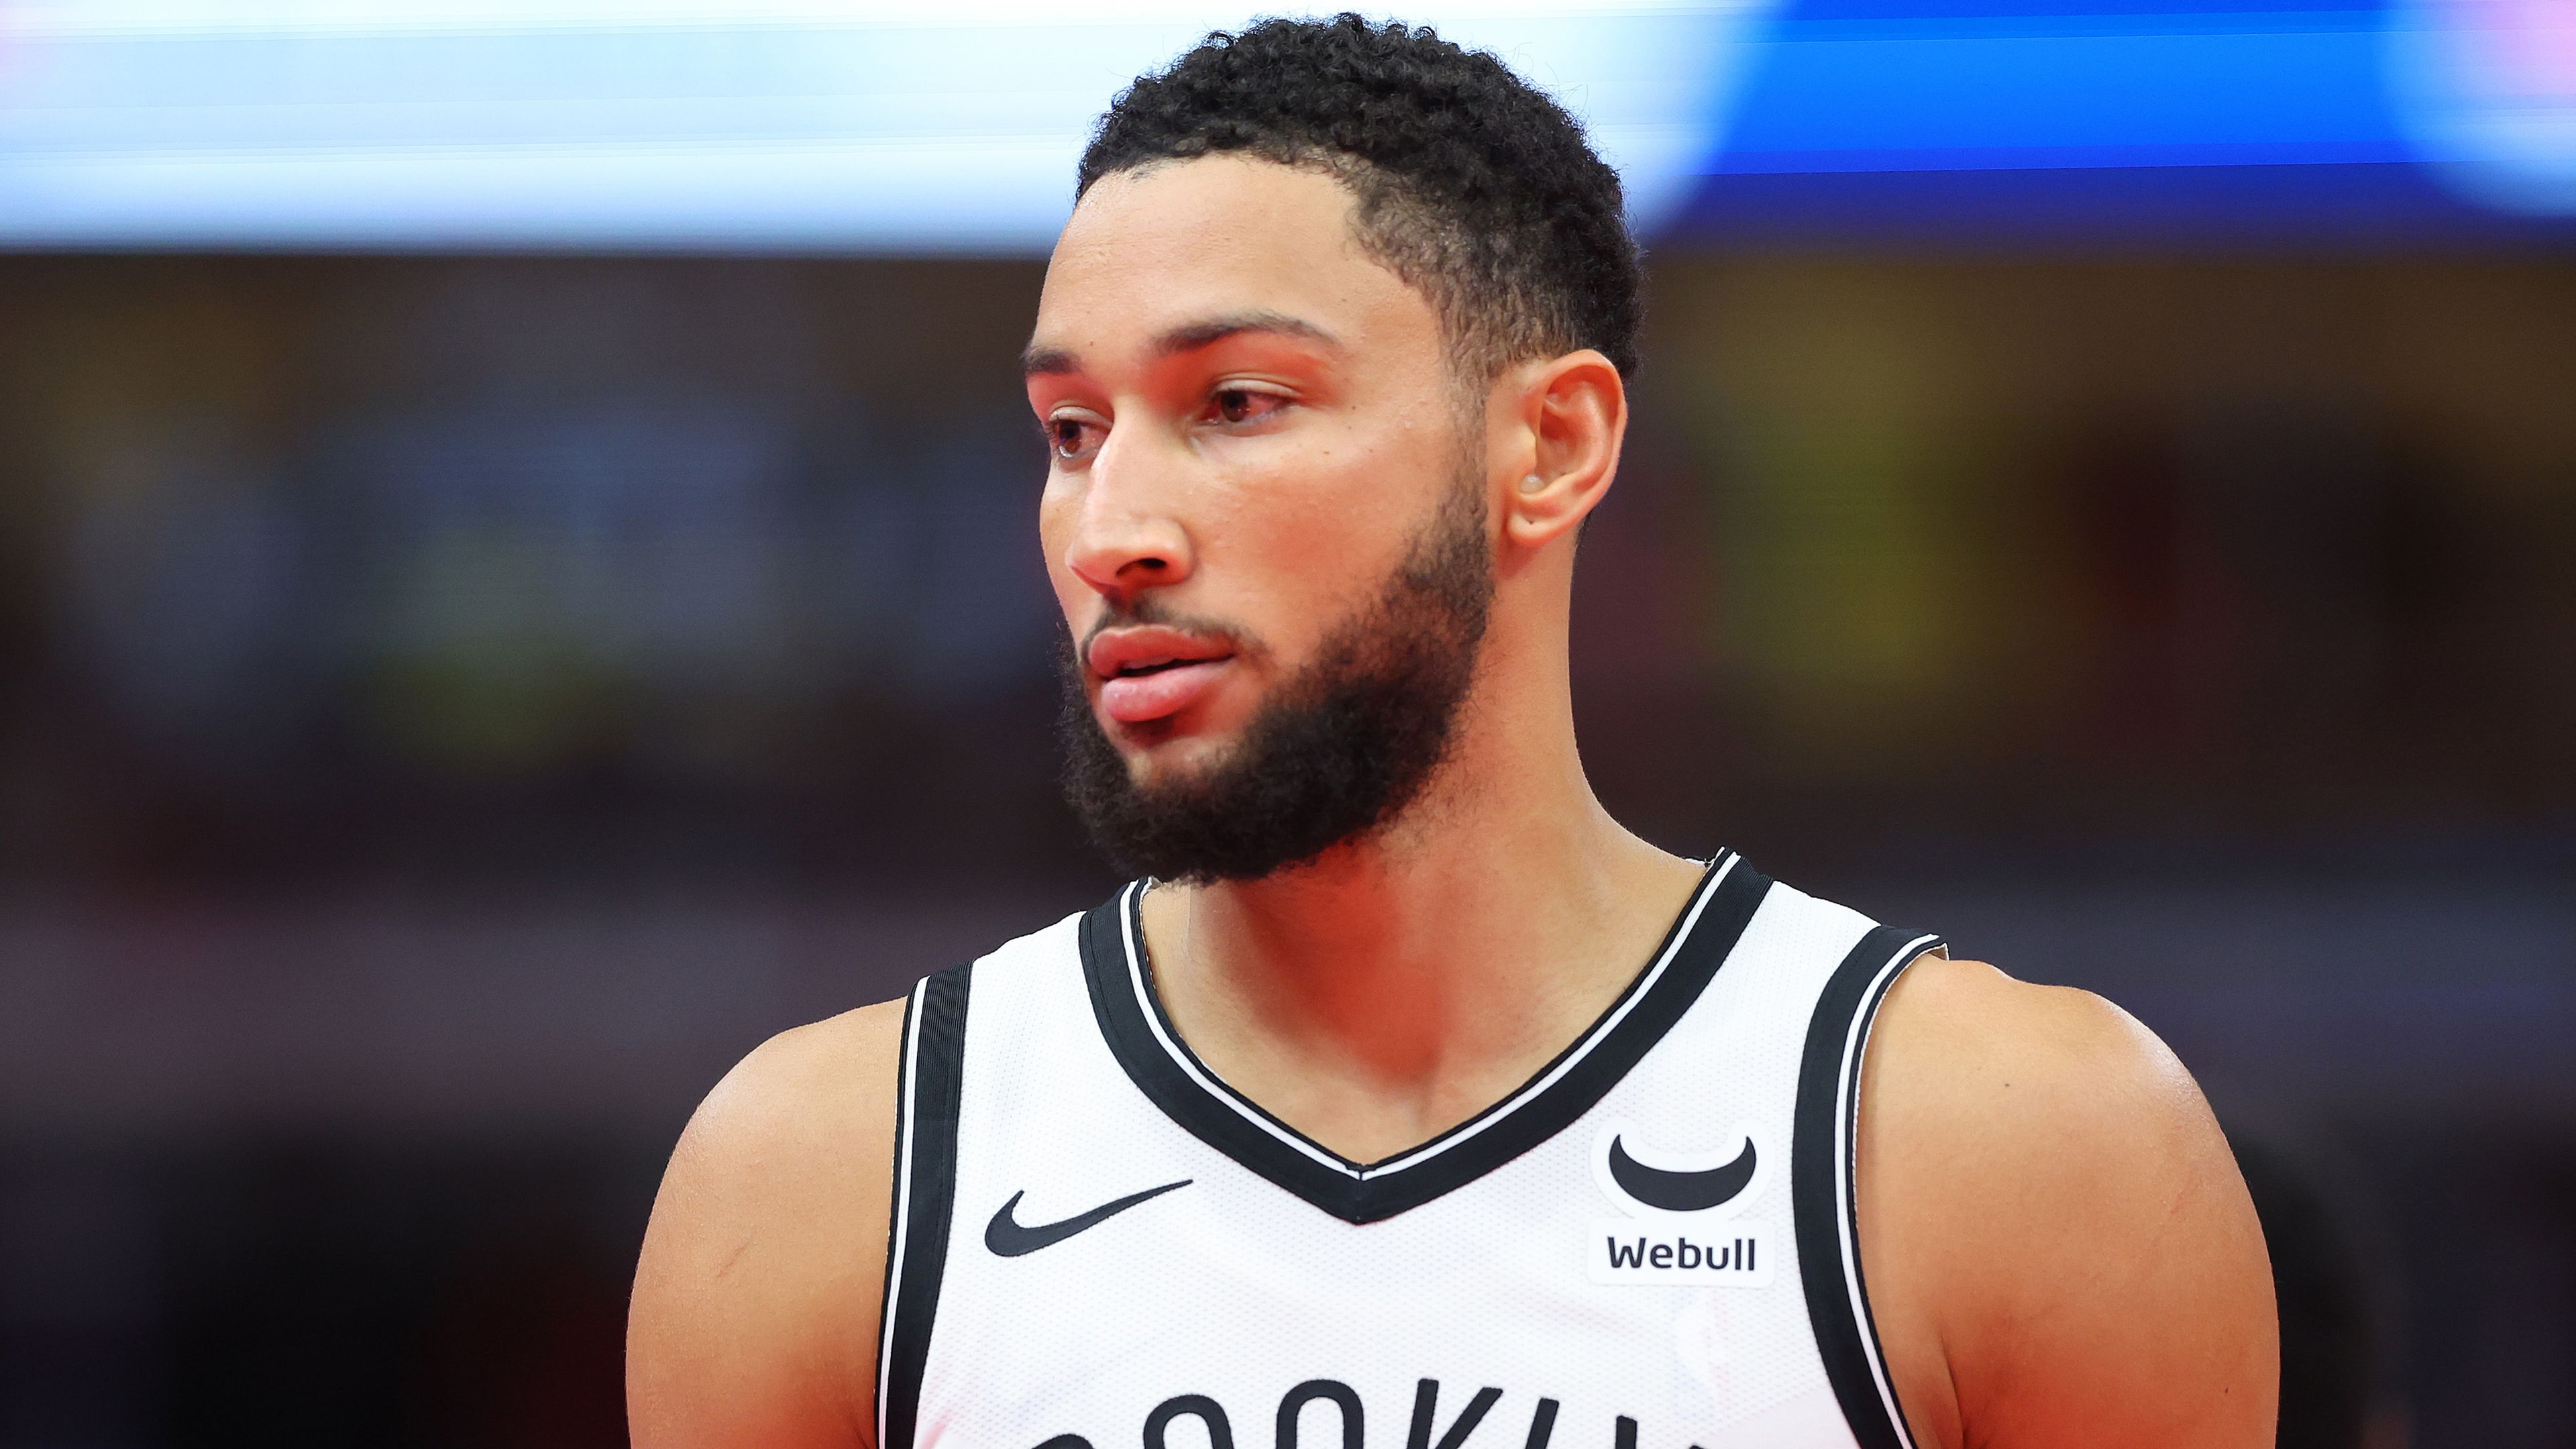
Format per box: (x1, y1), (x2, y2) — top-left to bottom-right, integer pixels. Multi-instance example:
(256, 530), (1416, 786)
(1036, 474), (1087, 610)
(1210, 435), (1428, 647)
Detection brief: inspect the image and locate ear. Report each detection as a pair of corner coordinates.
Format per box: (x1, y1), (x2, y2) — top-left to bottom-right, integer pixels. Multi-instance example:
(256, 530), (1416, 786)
(1495, 349), (1626, 552)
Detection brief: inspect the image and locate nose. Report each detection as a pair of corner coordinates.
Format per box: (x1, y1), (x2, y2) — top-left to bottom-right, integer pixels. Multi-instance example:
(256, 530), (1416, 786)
(1061, 430), (1194, 607)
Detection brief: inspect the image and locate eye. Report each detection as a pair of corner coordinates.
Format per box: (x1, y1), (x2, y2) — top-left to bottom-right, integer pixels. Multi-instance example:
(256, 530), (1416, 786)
(1048, 414), (1102, 463)
(1210, 386), (1286, 427)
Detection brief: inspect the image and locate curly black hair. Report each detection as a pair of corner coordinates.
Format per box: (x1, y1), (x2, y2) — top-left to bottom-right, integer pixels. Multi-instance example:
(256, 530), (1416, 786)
(1077, 13), (1642, 384)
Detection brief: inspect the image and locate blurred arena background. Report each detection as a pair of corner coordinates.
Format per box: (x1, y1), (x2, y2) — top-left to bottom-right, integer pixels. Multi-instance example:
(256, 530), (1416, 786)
(1, 1), (2571, 1444)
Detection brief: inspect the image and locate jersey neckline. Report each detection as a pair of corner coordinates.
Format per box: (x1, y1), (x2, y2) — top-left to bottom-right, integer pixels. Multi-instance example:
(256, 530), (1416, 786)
(1075, 850), (1776, 1224)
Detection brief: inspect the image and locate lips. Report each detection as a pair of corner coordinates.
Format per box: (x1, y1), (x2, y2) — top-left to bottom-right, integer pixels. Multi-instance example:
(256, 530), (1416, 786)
(1086, 626), (1237, 725)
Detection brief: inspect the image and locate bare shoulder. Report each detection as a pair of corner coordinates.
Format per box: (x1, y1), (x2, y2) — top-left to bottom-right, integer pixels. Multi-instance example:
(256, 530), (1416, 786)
(1856, 957), (2276, 1449)
(628, 998), (911, 1449)
(1869, 955), (2211, 1145)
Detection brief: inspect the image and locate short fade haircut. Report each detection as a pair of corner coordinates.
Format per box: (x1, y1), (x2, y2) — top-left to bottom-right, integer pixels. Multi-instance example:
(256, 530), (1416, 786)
(1077, 13), (1644, 386)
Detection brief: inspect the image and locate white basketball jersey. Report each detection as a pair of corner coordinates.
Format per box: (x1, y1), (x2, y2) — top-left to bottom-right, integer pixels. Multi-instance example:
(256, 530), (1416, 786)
(877, 852), (1941, 1449)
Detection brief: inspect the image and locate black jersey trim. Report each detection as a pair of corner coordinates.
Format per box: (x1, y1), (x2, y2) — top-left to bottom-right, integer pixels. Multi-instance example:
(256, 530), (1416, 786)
(1079, 853), (1774, 1224)
(877, 961), (971, 1449)
(1791, 924), (1944, 1449)
(871, 984), (917, 1449)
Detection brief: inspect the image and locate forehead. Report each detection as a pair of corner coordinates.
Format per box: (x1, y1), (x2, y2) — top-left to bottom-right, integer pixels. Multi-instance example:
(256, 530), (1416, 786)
(1032, 154), (1436, 365)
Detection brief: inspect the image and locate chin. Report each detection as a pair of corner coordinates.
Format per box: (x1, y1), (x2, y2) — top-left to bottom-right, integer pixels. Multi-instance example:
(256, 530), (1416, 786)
(1118, 728), (1235, 786)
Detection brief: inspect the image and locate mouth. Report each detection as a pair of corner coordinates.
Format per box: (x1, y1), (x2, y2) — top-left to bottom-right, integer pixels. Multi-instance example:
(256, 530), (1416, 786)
(1108, 654), (1212, 679)
(1087, 627), (1239, 727)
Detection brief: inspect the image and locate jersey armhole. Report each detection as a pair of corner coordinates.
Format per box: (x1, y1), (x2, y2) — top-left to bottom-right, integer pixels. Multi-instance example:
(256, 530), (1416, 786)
(877, 961), (973, 1449)
(1790, 925), (1945, 1449)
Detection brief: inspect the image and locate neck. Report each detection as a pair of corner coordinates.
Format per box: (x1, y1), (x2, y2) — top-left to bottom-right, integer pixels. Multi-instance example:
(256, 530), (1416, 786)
(1136, 633), (1703, 1163)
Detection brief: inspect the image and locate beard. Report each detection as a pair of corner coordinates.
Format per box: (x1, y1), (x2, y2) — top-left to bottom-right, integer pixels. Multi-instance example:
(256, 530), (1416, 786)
(1057, 469), (1495, 885)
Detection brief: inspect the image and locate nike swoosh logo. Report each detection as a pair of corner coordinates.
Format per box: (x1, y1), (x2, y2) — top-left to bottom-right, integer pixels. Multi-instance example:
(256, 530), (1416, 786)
(1607, 1134), (1756, 1212)
(984, 1179), (1192, 1257)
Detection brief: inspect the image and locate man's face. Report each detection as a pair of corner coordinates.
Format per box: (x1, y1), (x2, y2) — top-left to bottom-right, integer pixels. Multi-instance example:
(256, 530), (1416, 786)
(1027, 156), (1493, 879)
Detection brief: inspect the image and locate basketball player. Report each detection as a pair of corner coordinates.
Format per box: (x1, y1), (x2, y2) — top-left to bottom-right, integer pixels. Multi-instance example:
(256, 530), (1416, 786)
(629, 17), (2277, 1449)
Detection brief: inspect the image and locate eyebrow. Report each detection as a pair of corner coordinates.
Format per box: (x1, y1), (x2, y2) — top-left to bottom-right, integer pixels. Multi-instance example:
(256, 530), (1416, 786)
(1020, 310), (1341, 378)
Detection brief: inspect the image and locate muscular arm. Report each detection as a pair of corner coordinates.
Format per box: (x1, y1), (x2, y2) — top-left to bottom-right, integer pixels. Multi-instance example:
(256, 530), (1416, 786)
(628, 1000), (908, 1449)
(1857, 959), (2277, 1449)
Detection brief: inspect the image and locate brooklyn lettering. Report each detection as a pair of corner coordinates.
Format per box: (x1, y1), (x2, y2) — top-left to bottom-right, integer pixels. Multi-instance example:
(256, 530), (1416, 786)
(1028, 1379), (1651, 1449)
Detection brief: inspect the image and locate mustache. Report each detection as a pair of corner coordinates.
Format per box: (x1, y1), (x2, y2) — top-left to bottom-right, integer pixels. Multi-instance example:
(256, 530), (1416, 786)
(1075, 594), (1265, 662)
